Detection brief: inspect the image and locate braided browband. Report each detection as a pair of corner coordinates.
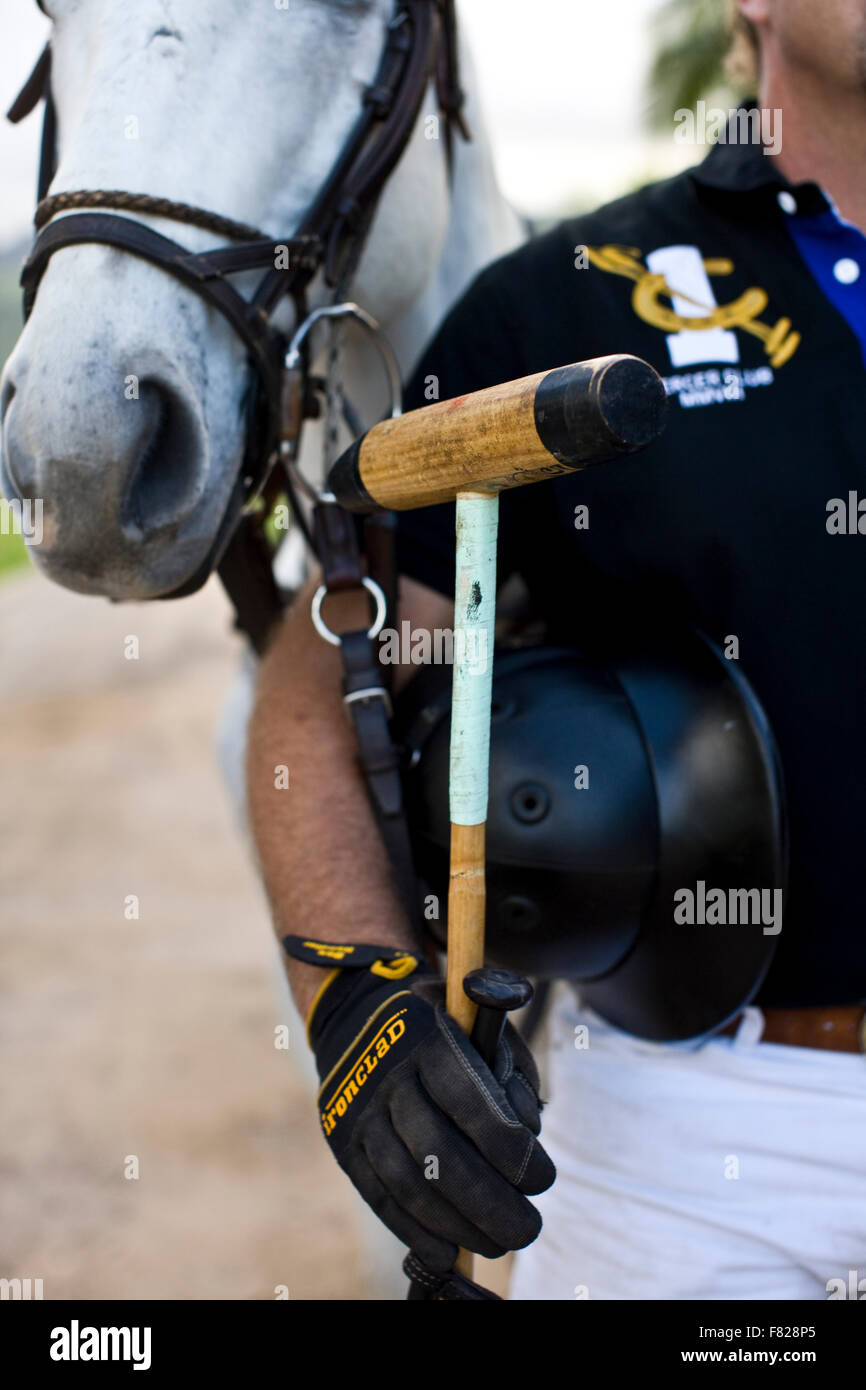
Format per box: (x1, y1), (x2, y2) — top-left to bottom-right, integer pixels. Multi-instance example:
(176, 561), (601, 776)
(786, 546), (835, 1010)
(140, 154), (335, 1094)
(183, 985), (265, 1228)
(34, 189), (268, 242)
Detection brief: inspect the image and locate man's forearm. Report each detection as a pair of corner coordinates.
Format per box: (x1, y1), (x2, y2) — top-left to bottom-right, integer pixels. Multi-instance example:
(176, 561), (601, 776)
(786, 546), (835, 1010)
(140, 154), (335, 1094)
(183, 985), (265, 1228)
(247, 575), (555, 1270)
(246, 577), (415, 1019)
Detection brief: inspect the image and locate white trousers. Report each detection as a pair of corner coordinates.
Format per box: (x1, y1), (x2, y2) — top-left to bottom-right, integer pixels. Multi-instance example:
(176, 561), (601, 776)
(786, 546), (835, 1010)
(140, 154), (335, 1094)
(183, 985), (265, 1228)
(509, 987), (866, 1301)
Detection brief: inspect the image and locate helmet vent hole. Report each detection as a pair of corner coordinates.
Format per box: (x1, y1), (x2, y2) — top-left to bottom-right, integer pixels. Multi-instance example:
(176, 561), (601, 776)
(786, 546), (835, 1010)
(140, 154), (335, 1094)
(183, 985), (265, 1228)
(510, 782), (550, 823)
(499, 895), (542, 932)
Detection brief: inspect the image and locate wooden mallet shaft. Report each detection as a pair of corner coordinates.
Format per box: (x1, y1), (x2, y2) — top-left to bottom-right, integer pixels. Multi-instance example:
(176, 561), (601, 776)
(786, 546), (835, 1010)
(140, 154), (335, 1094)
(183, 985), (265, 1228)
(446, 490), (499, 1281)
(329, 354), (666, 1290)
(445, 492), (499, 1033)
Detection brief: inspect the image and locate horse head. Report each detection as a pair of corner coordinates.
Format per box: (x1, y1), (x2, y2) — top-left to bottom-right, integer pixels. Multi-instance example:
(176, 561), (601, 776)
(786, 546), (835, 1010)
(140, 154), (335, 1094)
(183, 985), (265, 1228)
(1, 0), (493, 602)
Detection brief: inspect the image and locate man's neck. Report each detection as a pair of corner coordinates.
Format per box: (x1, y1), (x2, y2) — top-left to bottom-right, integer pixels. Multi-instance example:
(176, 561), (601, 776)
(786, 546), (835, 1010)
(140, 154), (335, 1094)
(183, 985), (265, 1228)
(761, 65), (866, 230)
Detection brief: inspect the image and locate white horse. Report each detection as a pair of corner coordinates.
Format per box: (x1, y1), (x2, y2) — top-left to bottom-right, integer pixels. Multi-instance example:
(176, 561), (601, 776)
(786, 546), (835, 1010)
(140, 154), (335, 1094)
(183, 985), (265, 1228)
(1, 0), (524, 1298)
(1, 0), (522, 602)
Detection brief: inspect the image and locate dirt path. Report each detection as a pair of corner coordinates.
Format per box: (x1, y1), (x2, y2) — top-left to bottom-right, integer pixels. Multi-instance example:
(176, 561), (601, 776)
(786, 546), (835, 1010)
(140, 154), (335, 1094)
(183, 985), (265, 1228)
(0, 570), (366, 1300)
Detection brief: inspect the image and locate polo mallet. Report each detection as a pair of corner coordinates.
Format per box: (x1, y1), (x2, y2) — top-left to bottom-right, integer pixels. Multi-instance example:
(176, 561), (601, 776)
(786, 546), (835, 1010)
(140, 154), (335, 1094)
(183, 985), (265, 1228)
(329, 354), (666, 1292)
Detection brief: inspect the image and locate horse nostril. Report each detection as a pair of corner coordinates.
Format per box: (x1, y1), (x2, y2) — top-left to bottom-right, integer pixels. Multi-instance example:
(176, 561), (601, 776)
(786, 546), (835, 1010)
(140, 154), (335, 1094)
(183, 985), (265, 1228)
(120, 380), (203, 539)
(1, 384), (39, 502)
(1, 377), (16, 422)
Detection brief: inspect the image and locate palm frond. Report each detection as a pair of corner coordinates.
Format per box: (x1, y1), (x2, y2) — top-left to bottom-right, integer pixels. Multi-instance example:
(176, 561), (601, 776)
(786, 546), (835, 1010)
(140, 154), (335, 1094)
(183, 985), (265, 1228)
(646, 0), (752, 131)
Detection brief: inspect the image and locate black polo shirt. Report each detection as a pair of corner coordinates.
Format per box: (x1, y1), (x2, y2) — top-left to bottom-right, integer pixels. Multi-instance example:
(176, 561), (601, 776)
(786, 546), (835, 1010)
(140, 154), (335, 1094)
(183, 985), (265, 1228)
(395, 130), (866, 1009)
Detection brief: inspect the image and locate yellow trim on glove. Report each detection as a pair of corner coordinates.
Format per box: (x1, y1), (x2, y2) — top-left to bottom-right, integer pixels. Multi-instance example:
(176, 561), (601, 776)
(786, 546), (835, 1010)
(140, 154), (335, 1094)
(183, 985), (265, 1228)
(303, 949), (418, 1047)
(370, 953), (418, 980)
(305, 968), (341, 1046)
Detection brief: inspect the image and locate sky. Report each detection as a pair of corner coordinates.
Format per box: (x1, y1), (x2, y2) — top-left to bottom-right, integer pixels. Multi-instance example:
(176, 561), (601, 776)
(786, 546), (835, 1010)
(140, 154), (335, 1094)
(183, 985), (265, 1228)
(0, 0), (690, 253)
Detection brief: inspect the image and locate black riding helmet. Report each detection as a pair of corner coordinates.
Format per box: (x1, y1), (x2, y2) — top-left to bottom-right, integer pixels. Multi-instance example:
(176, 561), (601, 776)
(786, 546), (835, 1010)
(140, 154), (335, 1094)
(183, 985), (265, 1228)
(393, 627), (787, 1042)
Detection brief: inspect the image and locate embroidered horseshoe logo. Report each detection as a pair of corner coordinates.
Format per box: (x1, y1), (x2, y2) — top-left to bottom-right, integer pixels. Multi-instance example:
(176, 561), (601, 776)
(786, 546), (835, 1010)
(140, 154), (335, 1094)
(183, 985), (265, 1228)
(585, 245), (801, 368)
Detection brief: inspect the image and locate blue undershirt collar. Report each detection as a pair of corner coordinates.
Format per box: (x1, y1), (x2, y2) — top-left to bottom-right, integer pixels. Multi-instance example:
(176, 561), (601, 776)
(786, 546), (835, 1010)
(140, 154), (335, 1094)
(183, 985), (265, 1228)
(779, 190), (866, 367)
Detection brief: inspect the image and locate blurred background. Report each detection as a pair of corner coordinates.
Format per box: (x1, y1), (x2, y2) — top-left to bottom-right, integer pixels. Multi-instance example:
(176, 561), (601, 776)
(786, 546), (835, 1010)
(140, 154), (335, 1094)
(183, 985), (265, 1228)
(0, 0), (745, 1299)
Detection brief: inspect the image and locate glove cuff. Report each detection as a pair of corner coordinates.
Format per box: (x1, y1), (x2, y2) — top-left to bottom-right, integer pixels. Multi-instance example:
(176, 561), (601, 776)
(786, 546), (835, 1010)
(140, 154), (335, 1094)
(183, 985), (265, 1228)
(281, 936), (426, 1045)
(282, 937), (436, 1157)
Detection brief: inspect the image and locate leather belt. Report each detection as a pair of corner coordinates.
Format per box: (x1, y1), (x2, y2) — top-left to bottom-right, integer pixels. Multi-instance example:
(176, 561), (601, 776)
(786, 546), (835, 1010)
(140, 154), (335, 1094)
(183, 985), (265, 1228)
(721, 1004), (866, 1053)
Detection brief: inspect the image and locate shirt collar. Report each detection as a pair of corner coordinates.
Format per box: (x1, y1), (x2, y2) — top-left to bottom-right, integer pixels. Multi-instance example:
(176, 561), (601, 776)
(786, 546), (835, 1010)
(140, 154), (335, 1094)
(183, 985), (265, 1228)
(688, 105), (829, 216)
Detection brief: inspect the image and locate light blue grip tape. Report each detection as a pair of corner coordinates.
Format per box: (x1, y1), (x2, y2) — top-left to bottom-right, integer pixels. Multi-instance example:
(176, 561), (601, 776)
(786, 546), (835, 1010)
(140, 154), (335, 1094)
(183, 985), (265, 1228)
(449, 493), (499, 826)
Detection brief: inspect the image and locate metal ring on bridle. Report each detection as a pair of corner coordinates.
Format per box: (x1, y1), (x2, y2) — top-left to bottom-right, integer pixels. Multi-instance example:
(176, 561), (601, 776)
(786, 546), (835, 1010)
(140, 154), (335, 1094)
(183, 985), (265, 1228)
(283, 302), (403, 505)
(285, 302), (403, 420)
(310, 576), (388, 646)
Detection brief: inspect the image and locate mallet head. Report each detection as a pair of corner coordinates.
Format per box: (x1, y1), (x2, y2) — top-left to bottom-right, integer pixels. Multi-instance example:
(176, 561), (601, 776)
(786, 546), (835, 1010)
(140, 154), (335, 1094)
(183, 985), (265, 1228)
(328, 354), (667, 513)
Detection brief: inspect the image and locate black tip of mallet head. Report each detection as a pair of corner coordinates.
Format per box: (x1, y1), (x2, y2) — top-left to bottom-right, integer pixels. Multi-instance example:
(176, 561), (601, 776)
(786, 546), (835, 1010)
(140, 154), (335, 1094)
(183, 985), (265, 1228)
(534, 354), (667, 467)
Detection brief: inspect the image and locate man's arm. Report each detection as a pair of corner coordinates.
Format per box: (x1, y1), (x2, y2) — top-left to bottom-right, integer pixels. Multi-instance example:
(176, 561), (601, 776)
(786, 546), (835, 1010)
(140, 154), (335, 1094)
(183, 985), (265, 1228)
(246, 260), (555, 1272)
(246, 571), (452, 1018)
(247, 559), (553, 1276)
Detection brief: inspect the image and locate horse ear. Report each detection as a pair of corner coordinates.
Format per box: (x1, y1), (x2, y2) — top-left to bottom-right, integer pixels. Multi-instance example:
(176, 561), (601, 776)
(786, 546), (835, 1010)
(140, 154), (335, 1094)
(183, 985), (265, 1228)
(6, 43), (51, 125)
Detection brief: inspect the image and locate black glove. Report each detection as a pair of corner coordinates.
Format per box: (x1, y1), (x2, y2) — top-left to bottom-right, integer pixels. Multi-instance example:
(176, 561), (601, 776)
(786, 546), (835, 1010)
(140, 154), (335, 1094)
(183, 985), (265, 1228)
(283, 937), (556, 1272)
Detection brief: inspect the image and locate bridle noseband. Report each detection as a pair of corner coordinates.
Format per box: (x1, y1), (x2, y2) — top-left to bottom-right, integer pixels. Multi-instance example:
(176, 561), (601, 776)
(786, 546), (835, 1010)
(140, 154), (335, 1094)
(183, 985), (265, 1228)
(6, 0), (469, 646)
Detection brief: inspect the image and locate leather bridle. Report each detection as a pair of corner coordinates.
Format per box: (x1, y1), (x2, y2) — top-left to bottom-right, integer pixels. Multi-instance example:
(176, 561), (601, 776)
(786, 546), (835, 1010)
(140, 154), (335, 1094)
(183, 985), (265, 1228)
(7, 1), (469, 649)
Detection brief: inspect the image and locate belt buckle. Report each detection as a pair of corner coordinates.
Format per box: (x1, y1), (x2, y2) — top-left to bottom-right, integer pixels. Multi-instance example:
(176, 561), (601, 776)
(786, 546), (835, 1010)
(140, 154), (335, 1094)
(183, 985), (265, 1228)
(344, 685), (393, 718)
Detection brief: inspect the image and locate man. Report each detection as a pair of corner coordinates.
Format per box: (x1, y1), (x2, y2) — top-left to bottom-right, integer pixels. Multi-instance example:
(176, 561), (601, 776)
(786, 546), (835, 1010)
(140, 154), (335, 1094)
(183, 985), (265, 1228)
(247, 0), (866, 1299)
